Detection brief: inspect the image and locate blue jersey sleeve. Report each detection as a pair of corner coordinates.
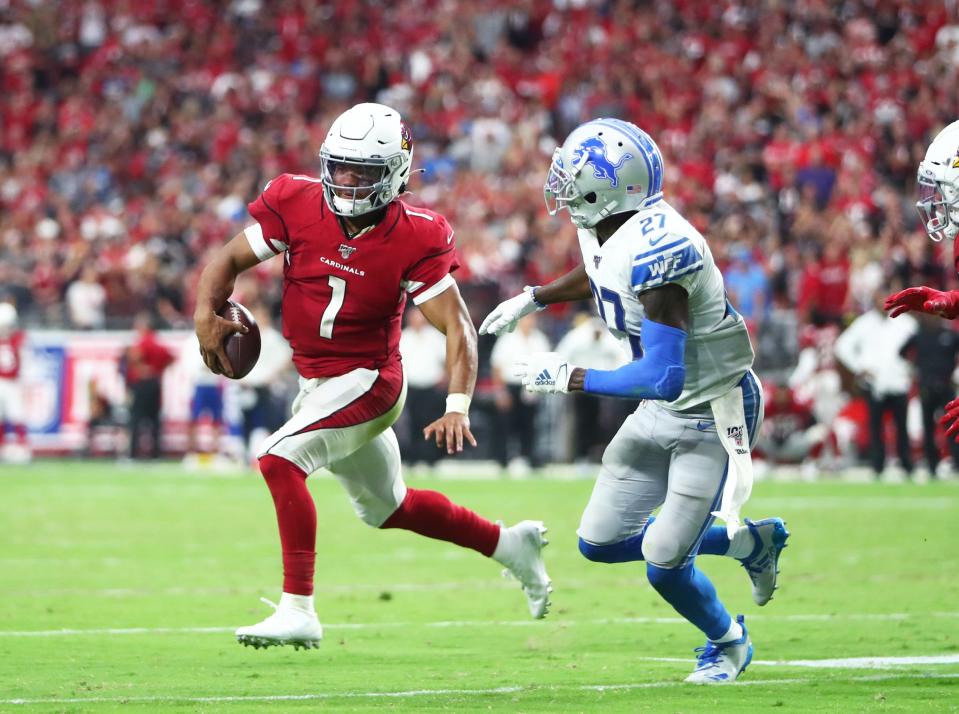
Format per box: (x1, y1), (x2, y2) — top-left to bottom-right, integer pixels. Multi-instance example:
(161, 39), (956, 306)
(630, 237), (704, 294)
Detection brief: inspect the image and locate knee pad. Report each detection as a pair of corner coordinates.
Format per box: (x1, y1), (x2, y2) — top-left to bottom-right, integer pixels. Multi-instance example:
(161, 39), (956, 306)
(640, 519), (688, 569)
(352, 489), (404, 528)
(578, 533), (646, 564)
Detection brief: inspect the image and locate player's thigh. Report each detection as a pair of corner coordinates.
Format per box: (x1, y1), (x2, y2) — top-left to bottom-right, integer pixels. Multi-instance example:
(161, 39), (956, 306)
(327, 428), (406, 526)
(642, 428), (728, 568)
(578, 404), (672, 545)
(257, 367), (405, 474)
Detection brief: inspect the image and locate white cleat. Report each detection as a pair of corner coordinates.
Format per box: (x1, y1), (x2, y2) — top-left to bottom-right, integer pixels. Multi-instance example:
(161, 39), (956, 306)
(684, 615), (753, 685)
(494, 520), (552, 619)
(738, 517), (790, 606)
(236, 596), (323, 650)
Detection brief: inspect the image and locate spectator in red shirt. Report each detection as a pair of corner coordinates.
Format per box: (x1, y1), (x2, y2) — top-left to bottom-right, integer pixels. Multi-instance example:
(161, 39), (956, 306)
(797, 242), (850, 325)
(124, 312), (175, 460)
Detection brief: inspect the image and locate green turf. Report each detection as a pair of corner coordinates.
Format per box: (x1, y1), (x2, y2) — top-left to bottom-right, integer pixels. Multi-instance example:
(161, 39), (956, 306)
(0, 461), (957, 712)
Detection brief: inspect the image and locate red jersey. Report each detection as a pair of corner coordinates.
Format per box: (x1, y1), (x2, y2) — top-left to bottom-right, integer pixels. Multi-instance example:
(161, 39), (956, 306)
(0, 331), (24, 380)
(798, 323), (839, 371)
(125, 331), (175, 385)
(764, 390), (814, 445)
(246, 174), (459, 378)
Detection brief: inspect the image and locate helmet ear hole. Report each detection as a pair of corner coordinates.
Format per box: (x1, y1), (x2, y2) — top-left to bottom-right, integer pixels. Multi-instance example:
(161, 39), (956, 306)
(584, 191), (597, 204)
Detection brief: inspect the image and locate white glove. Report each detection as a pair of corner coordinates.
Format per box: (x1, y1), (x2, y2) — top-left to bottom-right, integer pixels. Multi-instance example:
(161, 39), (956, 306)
(479, 287), (546, 336)
(513, 352), (576, 394)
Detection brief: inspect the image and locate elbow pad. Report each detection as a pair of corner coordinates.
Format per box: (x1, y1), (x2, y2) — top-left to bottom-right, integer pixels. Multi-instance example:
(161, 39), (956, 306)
(583, 320), (687, 401)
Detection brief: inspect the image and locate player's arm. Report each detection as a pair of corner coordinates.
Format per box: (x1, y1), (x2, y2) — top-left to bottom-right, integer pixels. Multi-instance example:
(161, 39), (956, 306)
(479, 264), (592, 336)
(193, 232), (259, 377)
(885, 286), (959, 319)
(533, 264), (593, 304)
(566, 284), (688, 397)
(417, 281), (479, 454)
(513, 284), (689, 398)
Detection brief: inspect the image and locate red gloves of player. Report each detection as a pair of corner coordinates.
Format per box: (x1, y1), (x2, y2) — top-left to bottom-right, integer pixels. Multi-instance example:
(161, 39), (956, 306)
(941, 398), (959, 443)
(884, 286), (959, 319)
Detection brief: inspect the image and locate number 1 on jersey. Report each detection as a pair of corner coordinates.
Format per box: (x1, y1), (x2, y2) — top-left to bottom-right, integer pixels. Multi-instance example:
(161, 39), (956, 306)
(319, 275), (346, 339)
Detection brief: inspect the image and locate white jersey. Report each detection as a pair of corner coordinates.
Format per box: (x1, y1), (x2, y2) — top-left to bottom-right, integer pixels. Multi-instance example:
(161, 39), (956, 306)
(578, 199), (754, 411)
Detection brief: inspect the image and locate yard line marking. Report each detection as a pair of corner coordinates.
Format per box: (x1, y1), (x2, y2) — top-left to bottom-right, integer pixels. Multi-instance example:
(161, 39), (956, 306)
(758, 655), (959, 668)
(3, 612), (958, 637)
(4, 672), (959, 706)
(644, 654), (959, 668)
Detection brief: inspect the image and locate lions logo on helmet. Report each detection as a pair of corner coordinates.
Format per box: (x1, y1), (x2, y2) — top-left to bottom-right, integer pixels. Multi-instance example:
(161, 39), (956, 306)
(572, 137), (632, 188)
(544, 118), (664, 229)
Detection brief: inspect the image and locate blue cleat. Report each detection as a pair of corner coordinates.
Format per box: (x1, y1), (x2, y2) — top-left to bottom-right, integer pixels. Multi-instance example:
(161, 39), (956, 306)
(685, 614), (753, 684)
(739, 517), (790, 606)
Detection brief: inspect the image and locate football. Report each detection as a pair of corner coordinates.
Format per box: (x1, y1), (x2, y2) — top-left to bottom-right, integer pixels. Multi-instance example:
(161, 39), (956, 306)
(216, 299), (261, 379)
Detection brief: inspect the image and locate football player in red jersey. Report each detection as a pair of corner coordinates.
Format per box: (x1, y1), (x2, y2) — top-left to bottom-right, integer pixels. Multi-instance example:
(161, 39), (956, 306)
(884, 121), (959, 443)
(194, 103), (551, 650)
(0, 302), (30, 463)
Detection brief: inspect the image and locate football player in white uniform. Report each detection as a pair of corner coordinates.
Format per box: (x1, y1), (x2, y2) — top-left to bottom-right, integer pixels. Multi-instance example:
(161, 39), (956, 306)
(481, 118), (790, 684)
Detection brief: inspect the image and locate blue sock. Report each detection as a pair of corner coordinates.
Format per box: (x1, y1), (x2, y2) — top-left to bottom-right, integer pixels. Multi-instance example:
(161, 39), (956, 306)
(579, 517), (736, 563)
(646, 561), (732, 640)
(579, 532), (645, 563)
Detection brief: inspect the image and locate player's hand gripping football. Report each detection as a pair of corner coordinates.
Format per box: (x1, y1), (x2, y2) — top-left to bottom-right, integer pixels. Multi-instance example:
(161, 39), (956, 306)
(884, 286), (959, 319)
(940, 397), (959, 443)
(424, 413), (478, 455)
(194, 310), (248, 378)
(479, 287), (546, 336)
(513, 352), (576, 394)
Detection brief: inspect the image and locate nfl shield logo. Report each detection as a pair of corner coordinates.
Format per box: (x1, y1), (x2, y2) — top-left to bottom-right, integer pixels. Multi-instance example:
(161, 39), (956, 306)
(594, 255), (602, 269)
(338, 243), (357, 260)
(726, 425), (745, 448)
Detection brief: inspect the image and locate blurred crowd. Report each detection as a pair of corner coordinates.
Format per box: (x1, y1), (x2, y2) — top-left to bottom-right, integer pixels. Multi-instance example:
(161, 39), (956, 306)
(4, 0), (959, 473)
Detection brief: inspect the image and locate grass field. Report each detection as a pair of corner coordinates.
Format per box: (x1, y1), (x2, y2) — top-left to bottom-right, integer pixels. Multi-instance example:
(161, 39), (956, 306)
(1, 461), (957, 712)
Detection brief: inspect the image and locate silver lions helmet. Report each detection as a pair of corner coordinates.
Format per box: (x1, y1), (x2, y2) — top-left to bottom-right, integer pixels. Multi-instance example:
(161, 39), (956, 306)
(917, 119), (959, 242)
(544, 118), (664, 228)
(319, 102), (414, 218)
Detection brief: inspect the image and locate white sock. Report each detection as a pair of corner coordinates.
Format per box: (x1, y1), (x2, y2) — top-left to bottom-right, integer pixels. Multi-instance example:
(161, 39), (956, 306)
(712, 619), (743, 644)
(280, 592), (315, 613)
(491, 525), (511, 565)
(725, 525), (756, 560)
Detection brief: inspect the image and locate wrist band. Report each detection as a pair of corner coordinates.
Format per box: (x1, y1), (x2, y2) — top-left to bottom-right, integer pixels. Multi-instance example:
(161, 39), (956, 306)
(526, 285), (547, 309)
(445, 393), (471, 414)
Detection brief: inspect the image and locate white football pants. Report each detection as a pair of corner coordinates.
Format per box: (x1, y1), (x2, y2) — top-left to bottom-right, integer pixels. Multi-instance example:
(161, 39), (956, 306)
(257, 367), (409, 527)
(578, 371), (763, 569)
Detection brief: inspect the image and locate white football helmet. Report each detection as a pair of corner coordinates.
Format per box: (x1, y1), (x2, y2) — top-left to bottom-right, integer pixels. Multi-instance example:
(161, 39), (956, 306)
(0, 302), (17, 335)
(319, 103), (413, 218)
(917, 120), (959, 242)
(544, 118), (664, 228)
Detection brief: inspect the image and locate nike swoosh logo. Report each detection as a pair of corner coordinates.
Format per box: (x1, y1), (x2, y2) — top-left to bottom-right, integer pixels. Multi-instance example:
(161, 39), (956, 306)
(447, 231), (454, 244)
(649, 233), (668, 246)
(695, 421), (713, 431)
